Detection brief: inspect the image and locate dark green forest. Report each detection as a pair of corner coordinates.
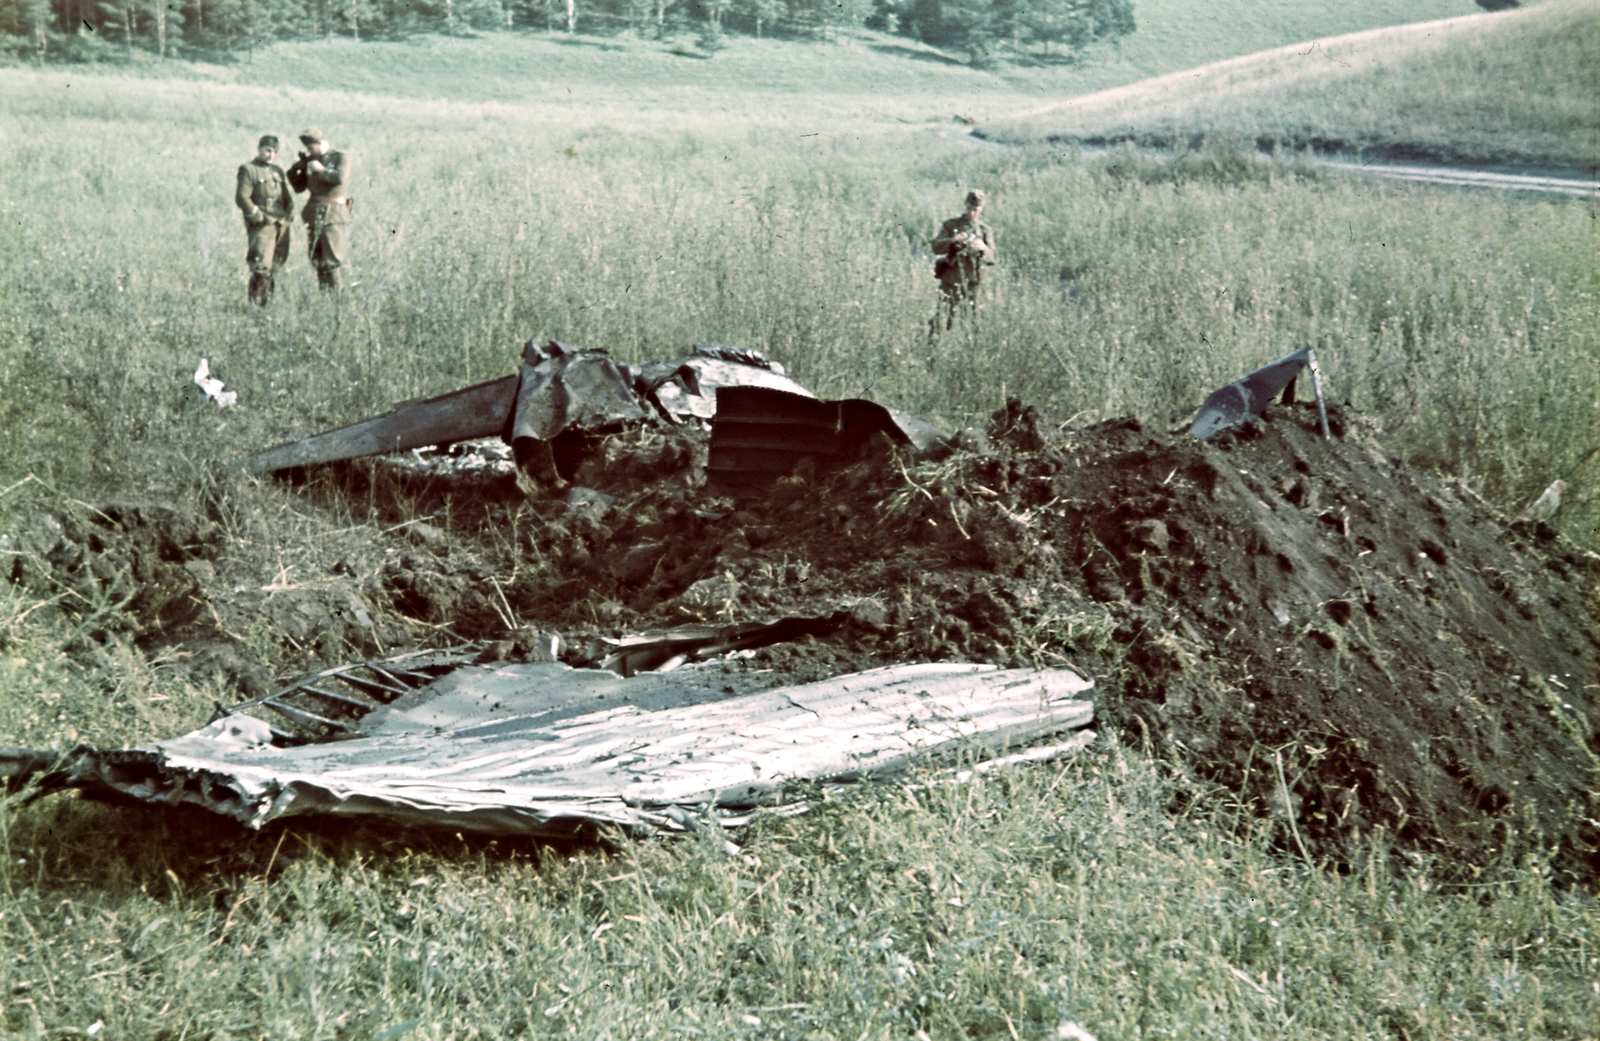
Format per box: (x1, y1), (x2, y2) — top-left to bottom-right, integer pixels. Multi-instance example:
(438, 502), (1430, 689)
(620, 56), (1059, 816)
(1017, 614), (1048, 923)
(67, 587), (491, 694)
(0, 0), (1132, 65)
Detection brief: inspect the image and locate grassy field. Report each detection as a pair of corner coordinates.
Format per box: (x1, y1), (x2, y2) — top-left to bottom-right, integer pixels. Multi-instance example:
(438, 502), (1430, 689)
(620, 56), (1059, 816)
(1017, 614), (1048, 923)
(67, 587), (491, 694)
(2, 50), (1594, 532)
(981, 0), (1600, 169)
(2, 10), (1599, 1038)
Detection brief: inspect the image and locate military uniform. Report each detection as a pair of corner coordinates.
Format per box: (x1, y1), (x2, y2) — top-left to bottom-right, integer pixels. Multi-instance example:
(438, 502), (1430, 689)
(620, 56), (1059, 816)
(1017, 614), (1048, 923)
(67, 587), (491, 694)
(236, 154), (293, 305)
(287, 130), (353, 290)
(931, 211), (995, 326)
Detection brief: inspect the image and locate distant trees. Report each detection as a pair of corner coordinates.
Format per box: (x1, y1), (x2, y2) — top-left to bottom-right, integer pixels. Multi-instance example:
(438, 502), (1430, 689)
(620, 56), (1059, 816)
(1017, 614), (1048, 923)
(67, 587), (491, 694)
(0, 0), (1133, 62)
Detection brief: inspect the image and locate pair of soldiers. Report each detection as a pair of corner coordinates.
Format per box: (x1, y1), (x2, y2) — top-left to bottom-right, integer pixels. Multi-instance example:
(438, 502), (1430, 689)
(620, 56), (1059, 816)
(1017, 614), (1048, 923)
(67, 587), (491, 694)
(931, 188), (995, 335)
(234, 129), (353, 304)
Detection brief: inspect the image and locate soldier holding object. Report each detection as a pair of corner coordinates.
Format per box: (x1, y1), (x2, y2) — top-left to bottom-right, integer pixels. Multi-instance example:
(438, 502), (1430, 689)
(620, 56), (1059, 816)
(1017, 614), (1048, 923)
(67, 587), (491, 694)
(930, 188), (995, 333)
(235, 134), (293, 306)
(286, 128), (353, 291)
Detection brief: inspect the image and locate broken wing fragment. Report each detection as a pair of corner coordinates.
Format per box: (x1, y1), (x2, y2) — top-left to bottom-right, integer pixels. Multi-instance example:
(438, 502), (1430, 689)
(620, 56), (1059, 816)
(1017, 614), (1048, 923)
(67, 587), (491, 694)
(3, 663), (1092, 838)
(233, 375), (520, 474)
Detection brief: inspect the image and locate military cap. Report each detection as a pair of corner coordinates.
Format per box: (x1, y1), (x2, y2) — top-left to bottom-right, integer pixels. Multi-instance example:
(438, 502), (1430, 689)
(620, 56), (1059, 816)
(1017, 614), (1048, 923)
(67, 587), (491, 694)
(965, 188), (987, 206)
(258, 134), (280, 149)
(299, 127), (325, 144)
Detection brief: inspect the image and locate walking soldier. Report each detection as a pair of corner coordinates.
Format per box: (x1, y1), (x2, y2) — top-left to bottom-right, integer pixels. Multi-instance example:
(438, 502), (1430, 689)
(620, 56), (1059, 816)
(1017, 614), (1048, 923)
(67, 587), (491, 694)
(930, 188), (995, 333)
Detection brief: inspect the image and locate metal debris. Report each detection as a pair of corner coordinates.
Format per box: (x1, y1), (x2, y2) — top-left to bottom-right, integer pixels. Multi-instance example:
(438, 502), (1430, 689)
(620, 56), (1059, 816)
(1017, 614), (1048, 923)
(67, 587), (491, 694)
(234, 340), (819, 477)
(635, 344), (813, 423)
(1189, 347), (1330, 440)
(589, 615), (847, 676)
(233, 373), (519, 473)
(4, 662), (1094, 838)
(708, 388), (950, 491)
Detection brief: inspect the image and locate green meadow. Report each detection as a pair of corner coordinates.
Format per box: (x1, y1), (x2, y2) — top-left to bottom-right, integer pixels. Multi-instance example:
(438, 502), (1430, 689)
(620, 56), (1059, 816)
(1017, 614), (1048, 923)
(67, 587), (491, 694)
(982, 0), (1600, 169)
(2, 4), (1598, 1037)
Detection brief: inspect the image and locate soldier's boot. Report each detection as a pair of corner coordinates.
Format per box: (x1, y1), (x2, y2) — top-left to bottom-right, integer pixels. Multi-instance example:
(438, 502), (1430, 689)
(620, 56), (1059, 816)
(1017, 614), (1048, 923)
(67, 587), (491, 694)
(317, 266), (345, 292)
(263, 273), (276, 304)
(248, 272), (269, 306)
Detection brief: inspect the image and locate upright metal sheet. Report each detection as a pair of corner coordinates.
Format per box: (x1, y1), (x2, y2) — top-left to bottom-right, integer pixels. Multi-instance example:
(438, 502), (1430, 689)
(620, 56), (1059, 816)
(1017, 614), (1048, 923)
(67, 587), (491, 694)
(1188, 348), (1311, 440)
(708, 388), (950, 489)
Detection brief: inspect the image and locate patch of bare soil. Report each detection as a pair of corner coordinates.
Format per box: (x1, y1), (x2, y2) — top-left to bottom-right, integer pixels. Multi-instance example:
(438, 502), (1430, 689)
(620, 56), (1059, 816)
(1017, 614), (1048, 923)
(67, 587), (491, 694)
(9, 403), (1597, 879)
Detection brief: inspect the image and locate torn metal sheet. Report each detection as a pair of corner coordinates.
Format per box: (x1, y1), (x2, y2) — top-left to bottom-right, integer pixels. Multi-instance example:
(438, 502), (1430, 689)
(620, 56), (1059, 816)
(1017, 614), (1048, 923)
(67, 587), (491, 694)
(222, 646), (481, 745)
(4, 663), (1092, 837)
(512, 340), (651, 444)
(708, 388), (951, 490)
(234, 374), (520, 474)
(635, 345), (814, 423)
(1188, 348), (1311, 440)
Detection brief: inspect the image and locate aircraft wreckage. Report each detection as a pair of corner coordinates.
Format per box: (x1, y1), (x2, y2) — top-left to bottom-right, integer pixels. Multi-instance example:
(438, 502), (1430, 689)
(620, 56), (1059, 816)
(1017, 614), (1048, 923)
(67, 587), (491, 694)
(234, 338), (951, 490)
(1, 342), (1331, 838)
(2, 650), (1096, 839)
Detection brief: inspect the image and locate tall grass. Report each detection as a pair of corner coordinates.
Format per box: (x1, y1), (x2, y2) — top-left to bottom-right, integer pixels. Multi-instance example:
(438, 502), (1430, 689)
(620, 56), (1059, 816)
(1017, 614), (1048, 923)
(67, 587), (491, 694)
(1, 64), (1594, 537)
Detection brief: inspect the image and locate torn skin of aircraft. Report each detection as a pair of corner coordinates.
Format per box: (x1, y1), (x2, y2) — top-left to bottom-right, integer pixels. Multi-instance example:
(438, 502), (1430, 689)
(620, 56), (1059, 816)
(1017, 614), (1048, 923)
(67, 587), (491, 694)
(1188, 347), (1330, 440)
(232, 339), (945, 486)
(2, 660), (1093, 839)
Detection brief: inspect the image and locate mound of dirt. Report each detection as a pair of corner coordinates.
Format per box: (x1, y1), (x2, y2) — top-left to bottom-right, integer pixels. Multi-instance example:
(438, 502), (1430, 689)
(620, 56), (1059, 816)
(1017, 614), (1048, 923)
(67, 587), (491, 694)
(452, 400), (1596, 877)
(7, 401), (1595, 879)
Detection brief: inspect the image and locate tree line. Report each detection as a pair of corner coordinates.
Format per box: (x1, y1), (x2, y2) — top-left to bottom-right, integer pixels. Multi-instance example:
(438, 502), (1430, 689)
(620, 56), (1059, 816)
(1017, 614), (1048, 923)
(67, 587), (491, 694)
(0, 0), (1133, 66)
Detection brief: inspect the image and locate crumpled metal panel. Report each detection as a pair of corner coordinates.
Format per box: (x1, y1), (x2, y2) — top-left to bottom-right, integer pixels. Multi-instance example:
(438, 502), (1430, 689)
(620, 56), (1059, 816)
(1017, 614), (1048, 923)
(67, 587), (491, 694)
(511, 340), (652, 444)
(1188, 348), (1311, 440)
(8, 663), (1092, 837)
(633, 354), (815, 422)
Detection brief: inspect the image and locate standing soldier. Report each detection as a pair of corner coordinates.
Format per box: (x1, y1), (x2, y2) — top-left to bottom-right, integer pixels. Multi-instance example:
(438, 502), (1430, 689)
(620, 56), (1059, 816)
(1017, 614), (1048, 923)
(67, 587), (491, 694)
(286, 128), (353, 291)
(235, 134), (292, 306)
(930, 188), (995, 334)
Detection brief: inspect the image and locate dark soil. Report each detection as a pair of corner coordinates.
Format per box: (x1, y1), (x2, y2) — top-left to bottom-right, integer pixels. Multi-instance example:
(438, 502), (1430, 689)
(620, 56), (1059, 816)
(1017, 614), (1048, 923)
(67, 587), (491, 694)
(10, 402), (1598, 880)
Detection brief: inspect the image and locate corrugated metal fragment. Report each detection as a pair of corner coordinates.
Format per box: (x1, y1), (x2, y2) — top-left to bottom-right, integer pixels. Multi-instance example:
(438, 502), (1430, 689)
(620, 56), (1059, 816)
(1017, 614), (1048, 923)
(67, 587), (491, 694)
(708, 388), (950, 490)
(5, 663), (1092, 838)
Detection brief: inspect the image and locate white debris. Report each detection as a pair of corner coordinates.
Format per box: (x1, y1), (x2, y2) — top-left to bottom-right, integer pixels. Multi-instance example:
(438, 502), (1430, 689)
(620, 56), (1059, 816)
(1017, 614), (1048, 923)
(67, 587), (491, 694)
(194, 358), (238, 408)
(1518, 479), (1566, 524)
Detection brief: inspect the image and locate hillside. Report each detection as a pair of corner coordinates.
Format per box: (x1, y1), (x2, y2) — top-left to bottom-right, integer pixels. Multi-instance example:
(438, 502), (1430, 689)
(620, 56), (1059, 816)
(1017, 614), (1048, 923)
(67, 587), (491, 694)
(16, 0), (1488, 121)
(980, 0), (1600, 170)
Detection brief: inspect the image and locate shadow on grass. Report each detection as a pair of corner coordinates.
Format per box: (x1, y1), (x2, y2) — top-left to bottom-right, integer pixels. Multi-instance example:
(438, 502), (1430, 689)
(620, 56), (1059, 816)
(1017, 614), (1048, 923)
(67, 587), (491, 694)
(865, 42), (968, 67)
(543, 33), (630, 52)
(3, 790), (594, 897)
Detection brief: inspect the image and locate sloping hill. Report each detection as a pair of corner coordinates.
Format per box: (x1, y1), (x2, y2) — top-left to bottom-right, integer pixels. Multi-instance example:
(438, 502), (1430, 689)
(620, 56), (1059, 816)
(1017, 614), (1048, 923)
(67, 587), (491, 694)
(980, 0), (1600, 170)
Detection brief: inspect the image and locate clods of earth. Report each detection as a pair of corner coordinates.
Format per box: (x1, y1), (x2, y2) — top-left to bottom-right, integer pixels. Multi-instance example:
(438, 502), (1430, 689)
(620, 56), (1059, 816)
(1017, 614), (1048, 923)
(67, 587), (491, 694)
(7, 401), (1597, 880)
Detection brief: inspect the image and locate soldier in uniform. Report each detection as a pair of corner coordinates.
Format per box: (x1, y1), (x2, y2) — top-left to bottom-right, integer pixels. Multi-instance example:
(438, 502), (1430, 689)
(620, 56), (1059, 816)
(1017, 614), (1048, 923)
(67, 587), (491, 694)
(930, 188), (995, 334)
(235, 134), (293, 306)
(286, 128), (353, 291)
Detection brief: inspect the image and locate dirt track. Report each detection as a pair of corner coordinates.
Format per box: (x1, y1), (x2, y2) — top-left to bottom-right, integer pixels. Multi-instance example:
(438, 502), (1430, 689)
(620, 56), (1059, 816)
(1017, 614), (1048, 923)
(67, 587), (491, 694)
(1322, 159), (1598, 198)
(9, 400), (1599, 878)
